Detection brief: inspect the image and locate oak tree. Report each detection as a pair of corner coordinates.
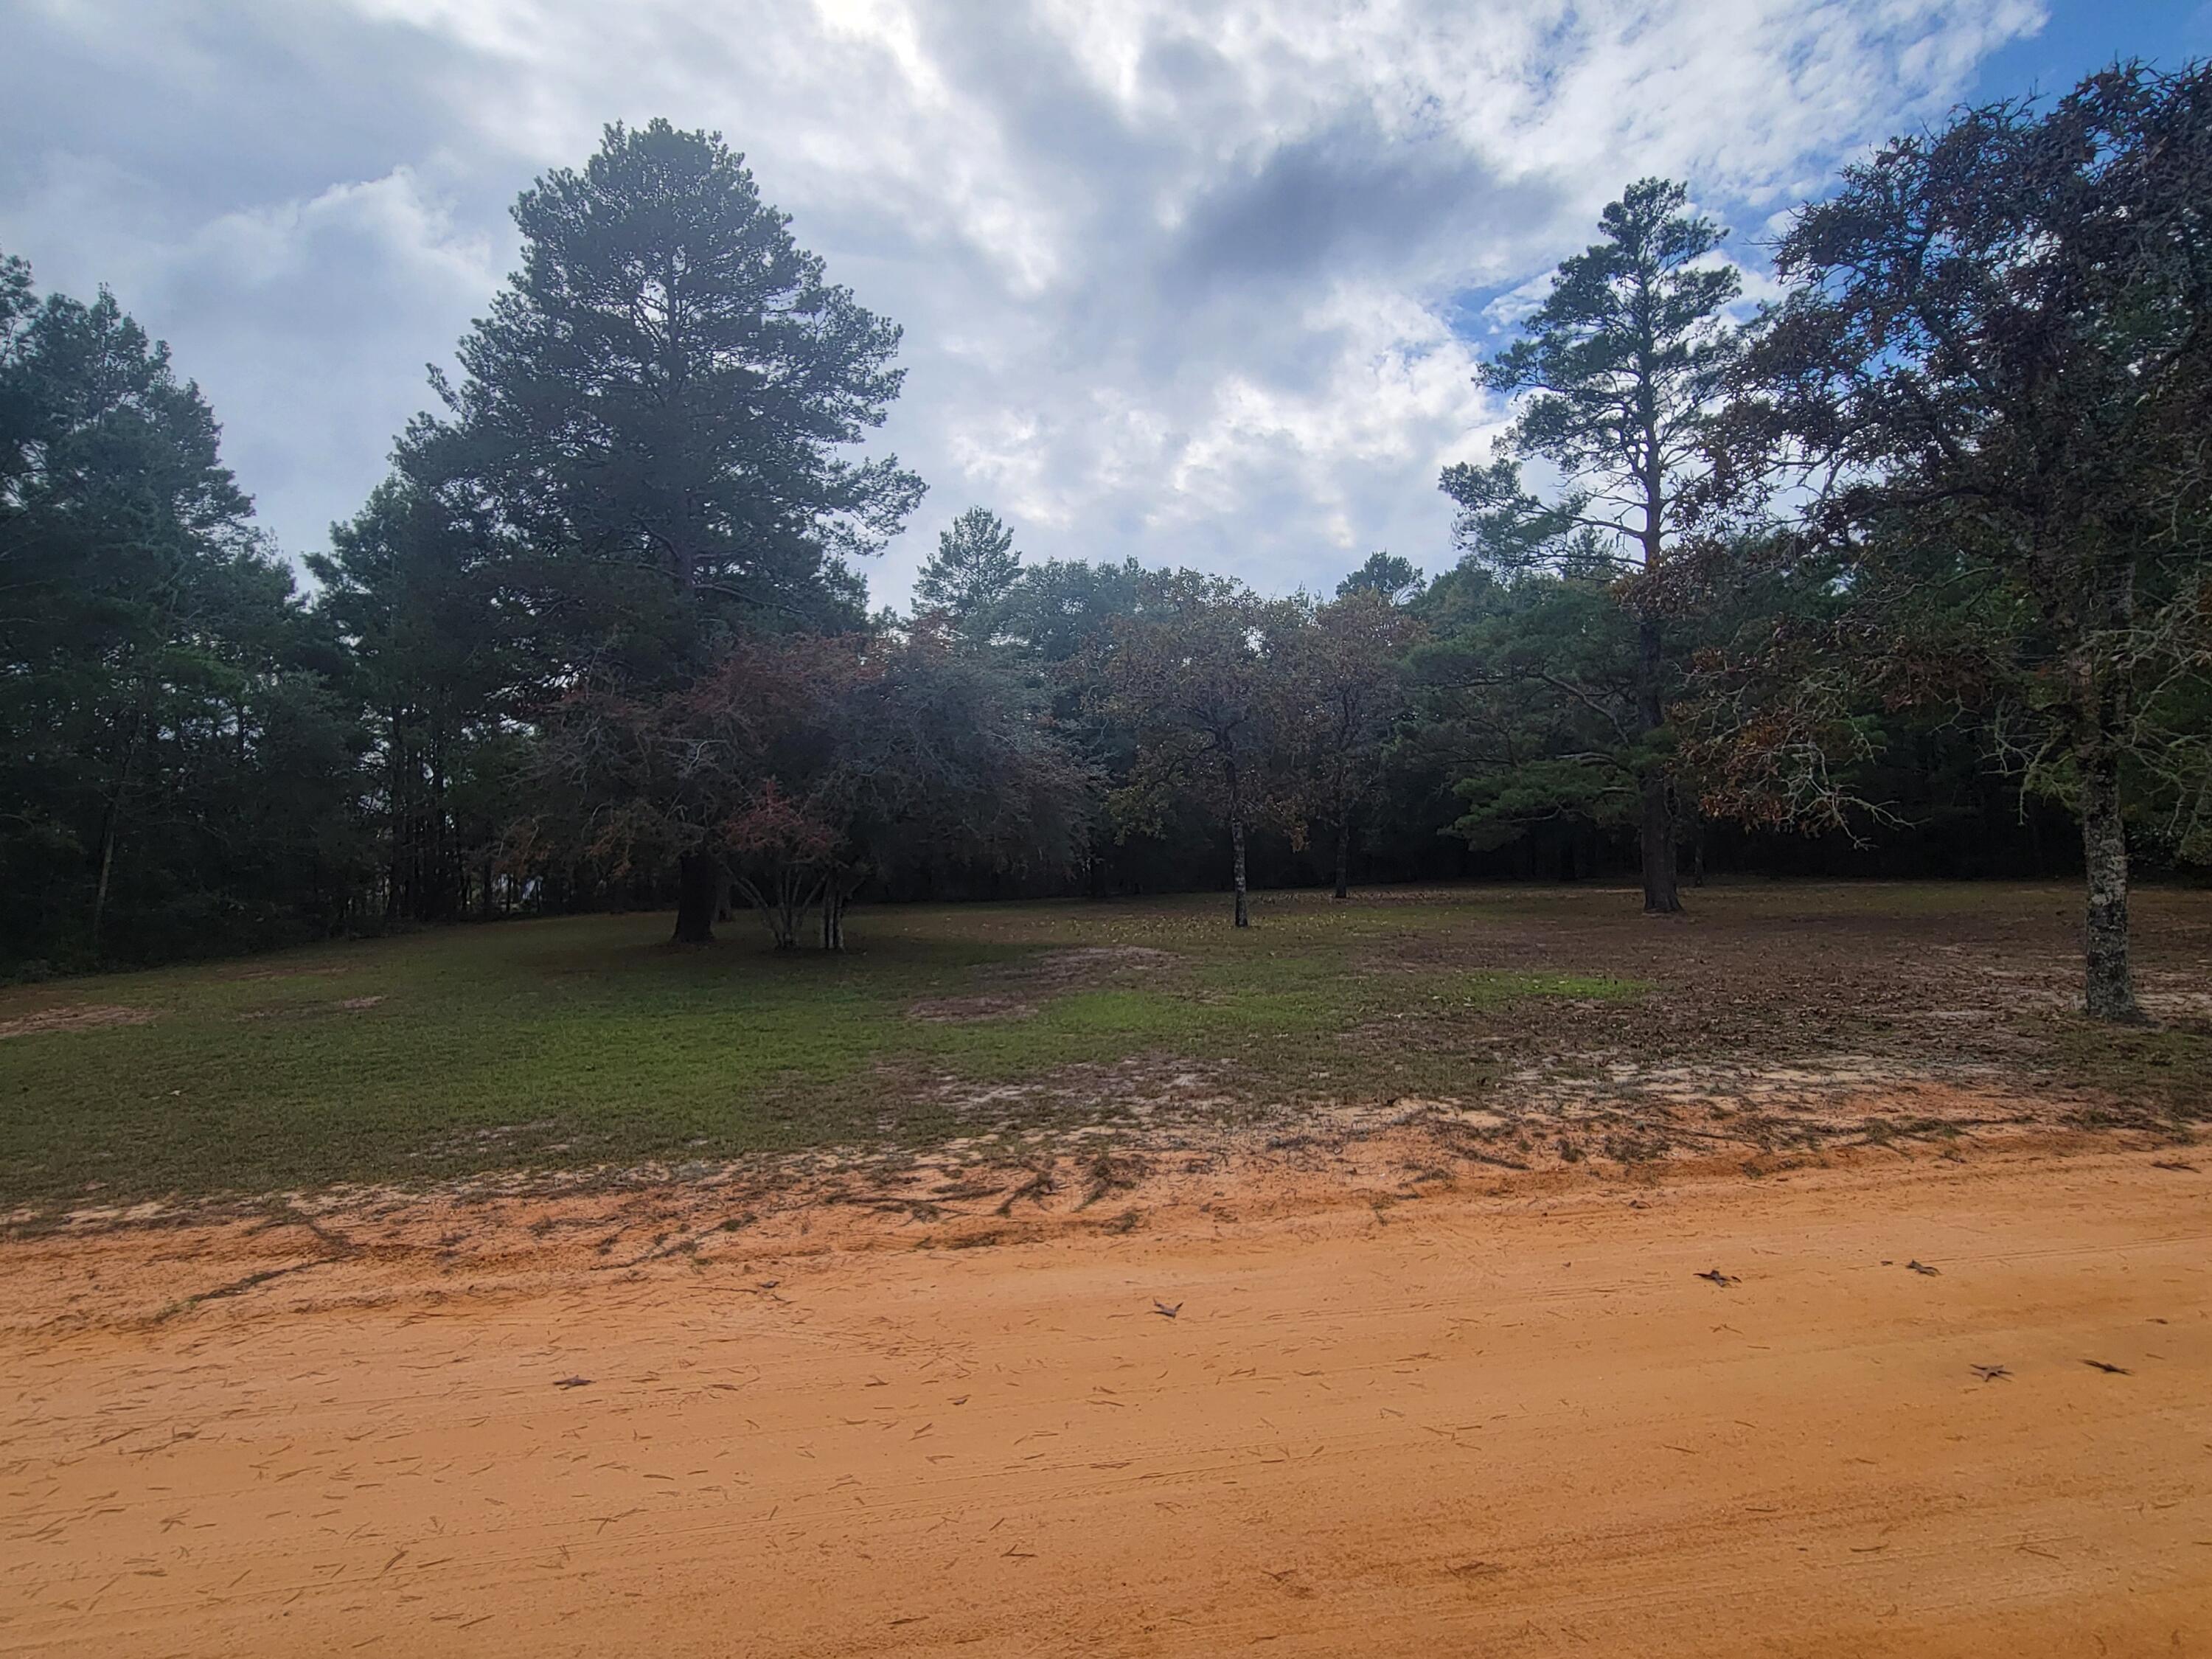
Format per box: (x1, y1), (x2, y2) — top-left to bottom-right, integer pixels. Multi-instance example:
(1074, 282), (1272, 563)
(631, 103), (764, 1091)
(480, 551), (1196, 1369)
(1733, 63), (2212, 1020)
(1100, 573), (1303, 927)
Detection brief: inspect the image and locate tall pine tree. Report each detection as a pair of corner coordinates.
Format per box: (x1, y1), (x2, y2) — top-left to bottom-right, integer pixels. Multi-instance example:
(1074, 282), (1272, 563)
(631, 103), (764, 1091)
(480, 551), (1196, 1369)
(411, 120), (924, 939)
(1441, 179), (1742, 913)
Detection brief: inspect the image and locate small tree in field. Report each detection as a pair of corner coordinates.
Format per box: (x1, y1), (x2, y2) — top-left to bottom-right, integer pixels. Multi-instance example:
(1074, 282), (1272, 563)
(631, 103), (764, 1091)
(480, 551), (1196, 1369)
(531, 627), (1087, 949)
(1100, 574), (1301, 927)
(1732, 63), (2212, 1021)
(1441, 178), (1743, 914)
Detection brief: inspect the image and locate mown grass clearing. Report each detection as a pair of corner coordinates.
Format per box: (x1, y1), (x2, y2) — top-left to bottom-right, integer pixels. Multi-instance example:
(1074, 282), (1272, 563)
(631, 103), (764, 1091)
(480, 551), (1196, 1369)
(1, 880), (2205, 1208)
(0, 892), (1638, 1203)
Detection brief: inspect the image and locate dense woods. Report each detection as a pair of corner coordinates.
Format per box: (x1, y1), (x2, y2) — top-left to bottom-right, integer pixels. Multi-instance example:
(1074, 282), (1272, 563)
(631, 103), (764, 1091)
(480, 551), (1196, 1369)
(5, 72), (2209, 1020)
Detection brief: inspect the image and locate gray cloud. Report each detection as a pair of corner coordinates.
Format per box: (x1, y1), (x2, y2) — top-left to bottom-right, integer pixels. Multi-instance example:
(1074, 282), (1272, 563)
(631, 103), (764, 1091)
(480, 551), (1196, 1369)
(1164, 121), (1555, 296)
(0, 1), (501, 228)
(1, 0), (2045, 601)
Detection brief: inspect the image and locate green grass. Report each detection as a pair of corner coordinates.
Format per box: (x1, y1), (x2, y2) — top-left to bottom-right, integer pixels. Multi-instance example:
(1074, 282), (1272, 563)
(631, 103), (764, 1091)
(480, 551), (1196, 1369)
(0, 891), (1646, 1206)
(6, 878), (2203, 1209)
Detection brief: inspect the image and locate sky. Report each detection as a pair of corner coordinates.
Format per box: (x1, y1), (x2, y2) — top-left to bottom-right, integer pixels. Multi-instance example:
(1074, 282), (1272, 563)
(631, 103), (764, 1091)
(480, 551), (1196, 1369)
(3, 1), (2207, 608)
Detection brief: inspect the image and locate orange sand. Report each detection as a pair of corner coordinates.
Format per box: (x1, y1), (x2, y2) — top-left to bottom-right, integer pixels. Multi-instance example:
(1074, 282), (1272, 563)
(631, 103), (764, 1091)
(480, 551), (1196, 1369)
(3, 1144), (2208, 1655)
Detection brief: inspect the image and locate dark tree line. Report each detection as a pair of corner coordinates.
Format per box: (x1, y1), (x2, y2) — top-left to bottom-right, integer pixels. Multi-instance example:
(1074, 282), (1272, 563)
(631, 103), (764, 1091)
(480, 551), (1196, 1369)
(1, 254), (364, 966)
(4, 72), (2207, 1022)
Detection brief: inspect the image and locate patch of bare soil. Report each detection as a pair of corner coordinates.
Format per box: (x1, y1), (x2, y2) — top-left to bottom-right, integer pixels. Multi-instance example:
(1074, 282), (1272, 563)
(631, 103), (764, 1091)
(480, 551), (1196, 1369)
(1477, 1055), (2065, 1163)
(904, 945), (1179, 1023)
(1363, 889), (2210, 1124)
(236, 994), (384, 1020)
(1977, 954), (2212, 1023)
(880, 1034), (2122, 1186)
(1, 1133), (2205, 1657)
(897, 1055), (1245, 1135)
(1016, 944), (1178, 985)
(904, 993), (1037, 1023)
(0, 1003), (154, 1040)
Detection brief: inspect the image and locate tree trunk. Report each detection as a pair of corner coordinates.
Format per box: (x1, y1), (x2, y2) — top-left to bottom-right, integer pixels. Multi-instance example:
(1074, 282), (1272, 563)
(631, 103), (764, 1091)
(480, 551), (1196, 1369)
(1332, 819), (1351, 901)
(776, 871), (801, 950)
(2072, 561), (2142, 1023)
(1639, 774), (1681, 914)
(672, 850), (718, 943)
(384, 717), (408, 925)
(89, 807), (122, 954)
(1230, 813), (1250, 928)
(2077, 736), (2141, 1023)
(1636, 616), (1681, 914)
(428, 752), (453, 922)
(89, 691), (154, 954)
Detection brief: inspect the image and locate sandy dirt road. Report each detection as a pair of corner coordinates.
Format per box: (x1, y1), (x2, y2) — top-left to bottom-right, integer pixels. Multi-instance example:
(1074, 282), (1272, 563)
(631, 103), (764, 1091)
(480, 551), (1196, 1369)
(3, 1145), (2209, 1657)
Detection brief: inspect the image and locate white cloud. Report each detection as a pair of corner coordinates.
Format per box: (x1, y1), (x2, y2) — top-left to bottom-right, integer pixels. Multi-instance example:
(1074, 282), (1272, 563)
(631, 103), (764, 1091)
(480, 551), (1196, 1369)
(0, 0), (2043, 600)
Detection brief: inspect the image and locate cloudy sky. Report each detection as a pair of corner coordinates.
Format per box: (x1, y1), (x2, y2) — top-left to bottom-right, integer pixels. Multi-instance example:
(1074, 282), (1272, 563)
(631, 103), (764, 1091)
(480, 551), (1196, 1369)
(4, 1), (2206, 606)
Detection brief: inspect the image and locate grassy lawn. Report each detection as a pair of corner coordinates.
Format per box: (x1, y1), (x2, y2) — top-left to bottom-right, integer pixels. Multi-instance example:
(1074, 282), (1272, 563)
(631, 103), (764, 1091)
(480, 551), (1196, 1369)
(2, 881), (2205, 1208)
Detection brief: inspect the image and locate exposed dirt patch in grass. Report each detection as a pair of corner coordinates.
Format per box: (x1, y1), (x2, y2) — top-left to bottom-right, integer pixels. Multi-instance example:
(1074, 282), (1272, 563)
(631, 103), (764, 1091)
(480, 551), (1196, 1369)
(2139, 987), (2212, 1023)
(0, 1003), (156, 1040)
(1501, 1051), (2023, 1110)
(1015, 944), (1180, 984)
(902, 1054), (1252, 1137)
(907, 945), (1183, 1025)
(905, 993), (1038, 1023)
(237, 995), (386, 1021)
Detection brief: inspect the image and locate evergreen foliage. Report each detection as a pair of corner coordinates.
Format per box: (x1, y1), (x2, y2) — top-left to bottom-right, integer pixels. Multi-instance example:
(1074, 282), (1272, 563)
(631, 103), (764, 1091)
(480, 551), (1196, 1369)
(3, 69), (2204, 1025)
